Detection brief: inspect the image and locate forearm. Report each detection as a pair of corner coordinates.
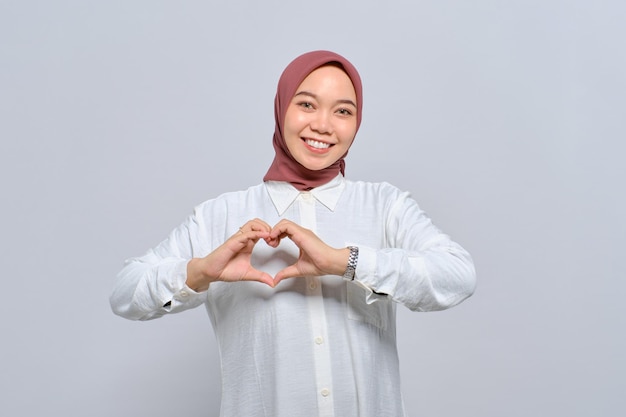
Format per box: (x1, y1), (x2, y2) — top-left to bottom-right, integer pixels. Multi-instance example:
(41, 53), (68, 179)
(354, 242), (475, 311)
(110, 254), (206, 320)
(110, 215), (207, 320)
(349, 191), (476, 311)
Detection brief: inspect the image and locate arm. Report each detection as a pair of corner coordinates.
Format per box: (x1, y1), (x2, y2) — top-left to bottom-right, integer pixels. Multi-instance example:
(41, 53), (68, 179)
(267, 191), (475, 312)
(109, 215), (206, 321)
(354, 191), (476, 312)
(110, 215), (277, 321)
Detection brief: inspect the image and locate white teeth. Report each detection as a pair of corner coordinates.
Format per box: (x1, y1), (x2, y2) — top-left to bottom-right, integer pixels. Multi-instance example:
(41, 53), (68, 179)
(305, 139), (330, 149)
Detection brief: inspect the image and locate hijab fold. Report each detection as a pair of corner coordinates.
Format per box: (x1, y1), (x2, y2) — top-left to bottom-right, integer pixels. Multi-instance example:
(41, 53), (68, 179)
(263, 51), (363, 190)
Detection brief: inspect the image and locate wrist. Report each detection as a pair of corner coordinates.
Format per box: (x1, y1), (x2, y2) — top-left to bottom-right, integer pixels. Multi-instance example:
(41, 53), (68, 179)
(186, 258), (213, 292)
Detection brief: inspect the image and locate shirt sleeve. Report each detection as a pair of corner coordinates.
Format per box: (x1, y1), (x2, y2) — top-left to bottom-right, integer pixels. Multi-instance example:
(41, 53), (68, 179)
(352, 191), (476, 312)
(109, 213), (208, 321)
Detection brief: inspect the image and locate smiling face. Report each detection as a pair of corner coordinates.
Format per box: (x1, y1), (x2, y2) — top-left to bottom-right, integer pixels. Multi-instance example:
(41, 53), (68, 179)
(283, 65), (358, 171)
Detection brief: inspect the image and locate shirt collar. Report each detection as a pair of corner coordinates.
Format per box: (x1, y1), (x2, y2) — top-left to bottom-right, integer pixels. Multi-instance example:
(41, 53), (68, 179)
(264, 174), (346, 215)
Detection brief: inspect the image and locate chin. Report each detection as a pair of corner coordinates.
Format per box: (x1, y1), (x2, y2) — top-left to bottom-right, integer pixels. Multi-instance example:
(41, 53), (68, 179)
(299, 160), (335, 171)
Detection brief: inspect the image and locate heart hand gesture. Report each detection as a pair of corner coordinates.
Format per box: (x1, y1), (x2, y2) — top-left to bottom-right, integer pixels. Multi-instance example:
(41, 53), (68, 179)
(186, 218), (275, 291)
(268, 219), (350, 286)
(186, 218), (350, 291)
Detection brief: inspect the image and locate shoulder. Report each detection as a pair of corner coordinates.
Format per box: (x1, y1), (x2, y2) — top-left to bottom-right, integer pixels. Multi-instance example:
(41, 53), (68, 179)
(339, 179), (415, 217)
(343, 178), (406, 200)
(193, 183), (266, 214)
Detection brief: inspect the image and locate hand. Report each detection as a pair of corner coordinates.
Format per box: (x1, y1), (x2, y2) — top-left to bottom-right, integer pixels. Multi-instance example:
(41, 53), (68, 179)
(186, 219), (275, 291)
(268, 219), (350, 286)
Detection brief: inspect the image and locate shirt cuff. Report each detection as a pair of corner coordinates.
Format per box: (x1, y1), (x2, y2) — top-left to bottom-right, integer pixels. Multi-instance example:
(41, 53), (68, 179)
(351, 245), (387, 305)
(161, 260), (206, 311)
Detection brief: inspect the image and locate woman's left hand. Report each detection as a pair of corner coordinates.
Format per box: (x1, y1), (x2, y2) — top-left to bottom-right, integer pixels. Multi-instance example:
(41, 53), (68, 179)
(268, 219), (350, 285)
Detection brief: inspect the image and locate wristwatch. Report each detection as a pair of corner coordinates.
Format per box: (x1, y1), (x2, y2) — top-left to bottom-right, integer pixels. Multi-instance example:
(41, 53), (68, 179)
(342, 246), (359, 281)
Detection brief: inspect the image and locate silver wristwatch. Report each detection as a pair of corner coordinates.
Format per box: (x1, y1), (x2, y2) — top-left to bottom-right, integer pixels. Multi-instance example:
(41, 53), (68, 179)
(342, 246), (359, 281)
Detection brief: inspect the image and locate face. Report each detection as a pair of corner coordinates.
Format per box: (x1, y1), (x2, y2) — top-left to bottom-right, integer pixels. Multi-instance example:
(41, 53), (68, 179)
(283, 65), (358, 171)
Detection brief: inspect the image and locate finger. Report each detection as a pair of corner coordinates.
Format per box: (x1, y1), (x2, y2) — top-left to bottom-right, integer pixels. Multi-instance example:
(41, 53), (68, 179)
(243, 268), (275, 288)
(264, 235), (281, 248)
(269, 219), (299, 240)
(274, 264), (302, 285)
(251, 218), (273, 230)
(240, 218), (272, 234)
(227, 230), (270, 250)
(263, 219), (297, 246)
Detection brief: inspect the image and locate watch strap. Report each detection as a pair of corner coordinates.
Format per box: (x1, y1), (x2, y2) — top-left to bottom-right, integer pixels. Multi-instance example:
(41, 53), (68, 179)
(342, 246), (359, 281)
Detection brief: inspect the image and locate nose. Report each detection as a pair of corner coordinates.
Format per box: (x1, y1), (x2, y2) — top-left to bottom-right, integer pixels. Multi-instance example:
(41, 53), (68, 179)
(310, 110), (333, 134)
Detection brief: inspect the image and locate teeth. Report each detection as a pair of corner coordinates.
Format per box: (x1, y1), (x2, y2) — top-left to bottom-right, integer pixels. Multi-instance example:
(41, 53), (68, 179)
(305, 139), (330, 149)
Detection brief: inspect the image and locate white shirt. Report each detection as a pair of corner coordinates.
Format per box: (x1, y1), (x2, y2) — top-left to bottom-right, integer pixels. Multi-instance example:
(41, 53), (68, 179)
(110, 174), (476, 417)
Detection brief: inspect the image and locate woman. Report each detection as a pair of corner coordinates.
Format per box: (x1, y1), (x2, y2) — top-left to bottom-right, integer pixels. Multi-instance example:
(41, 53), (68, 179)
(111, 50), (476, 417)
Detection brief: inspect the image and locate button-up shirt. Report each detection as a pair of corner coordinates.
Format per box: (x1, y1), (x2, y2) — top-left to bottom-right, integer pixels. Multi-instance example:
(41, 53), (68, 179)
(110, 175), (476, 417)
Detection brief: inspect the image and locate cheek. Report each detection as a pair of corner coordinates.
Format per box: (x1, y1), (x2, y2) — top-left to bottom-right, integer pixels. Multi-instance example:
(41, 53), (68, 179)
(338, 122), (357, 144)
(284, 116), (302, 143)
(285, 111), (307, 133)
(283, 114), (302, 154)
(283, 106), (303, 131)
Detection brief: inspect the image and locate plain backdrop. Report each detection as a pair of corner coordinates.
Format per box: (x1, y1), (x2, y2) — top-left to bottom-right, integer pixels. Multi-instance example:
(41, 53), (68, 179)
(1, 1), (624, 416)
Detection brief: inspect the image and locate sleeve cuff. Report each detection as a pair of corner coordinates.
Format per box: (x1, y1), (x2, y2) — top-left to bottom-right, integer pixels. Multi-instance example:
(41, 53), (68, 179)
(350, 245), (387, 305)
(161, 260), (206, 311)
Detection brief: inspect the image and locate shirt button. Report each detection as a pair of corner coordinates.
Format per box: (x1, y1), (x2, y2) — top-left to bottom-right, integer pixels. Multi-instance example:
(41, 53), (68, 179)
(309, 282), (317, 290)
(321, 388), (330, 397)
(180, 290), (188, 297)
(314, 336), (324, 345)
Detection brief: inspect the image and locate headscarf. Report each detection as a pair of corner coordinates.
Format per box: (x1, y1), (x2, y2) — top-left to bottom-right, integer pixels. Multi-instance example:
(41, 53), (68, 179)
(263, 50), (363, 190)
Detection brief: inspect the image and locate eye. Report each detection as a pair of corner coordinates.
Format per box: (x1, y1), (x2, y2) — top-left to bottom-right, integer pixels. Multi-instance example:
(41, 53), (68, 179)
(336, 108), (353, 116)
(297, 101), (314, 110)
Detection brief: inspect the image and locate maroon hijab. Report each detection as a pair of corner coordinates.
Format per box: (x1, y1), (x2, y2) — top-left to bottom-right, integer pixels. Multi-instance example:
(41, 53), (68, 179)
(263, 50), (363, 190)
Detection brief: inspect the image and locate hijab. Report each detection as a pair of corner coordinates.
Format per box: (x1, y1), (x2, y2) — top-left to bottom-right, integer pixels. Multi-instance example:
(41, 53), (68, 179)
(263, 50), (363, 190)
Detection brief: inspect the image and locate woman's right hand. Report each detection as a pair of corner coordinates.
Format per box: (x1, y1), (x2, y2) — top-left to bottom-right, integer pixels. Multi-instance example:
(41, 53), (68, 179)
(185, 219), (275, 291)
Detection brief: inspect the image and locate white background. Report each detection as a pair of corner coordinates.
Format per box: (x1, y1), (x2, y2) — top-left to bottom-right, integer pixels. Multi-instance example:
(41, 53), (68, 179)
(1, 1), (624, 416)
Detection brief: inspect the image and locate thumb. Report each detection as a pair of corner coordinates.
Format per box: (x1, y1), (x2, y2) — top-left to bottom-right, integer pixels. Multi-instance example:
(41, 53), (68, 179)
(245, 267), (276, 288)
(274, 264), (302, 285)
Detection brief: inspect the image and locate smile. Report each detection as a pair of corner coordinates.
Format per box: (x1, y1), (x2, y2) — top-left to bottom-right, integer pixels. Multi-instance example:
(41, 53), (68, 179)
(304, 138), (331, 149)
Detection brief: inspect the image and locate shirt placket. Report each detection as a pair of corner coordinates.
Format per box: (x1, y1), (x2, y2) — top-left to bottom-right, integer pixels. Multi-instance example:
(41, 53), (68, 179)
(298, 191), (335, 417)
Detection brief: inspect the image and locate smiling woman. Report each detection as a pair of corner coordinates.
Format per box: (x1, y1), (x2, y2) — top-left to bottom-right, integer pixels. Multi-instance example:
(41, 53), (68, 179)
(283, 65), (358, 171)
(110, 50), (476, 417)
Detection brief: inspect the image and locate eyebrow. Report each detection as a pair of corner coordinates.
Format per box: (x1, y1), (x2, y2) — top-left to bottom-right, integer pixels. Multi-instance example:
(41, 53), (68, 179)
(294, 90), (357, 108)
